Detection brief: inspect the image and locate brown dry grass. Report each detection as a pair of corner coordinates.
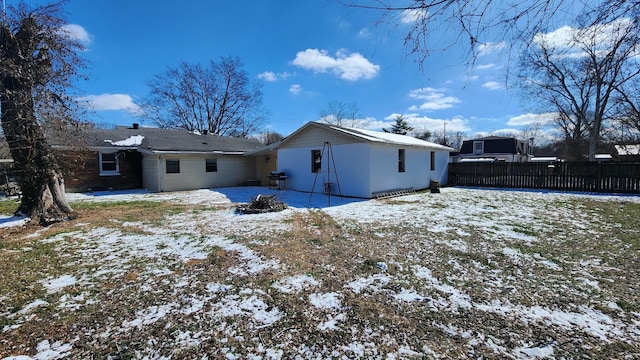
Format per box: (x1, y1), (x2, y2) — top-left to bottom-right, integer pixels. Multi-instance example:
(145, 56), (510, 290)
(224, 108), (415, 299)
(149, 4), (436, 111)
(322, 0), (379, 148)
(1, 192), (639, 358)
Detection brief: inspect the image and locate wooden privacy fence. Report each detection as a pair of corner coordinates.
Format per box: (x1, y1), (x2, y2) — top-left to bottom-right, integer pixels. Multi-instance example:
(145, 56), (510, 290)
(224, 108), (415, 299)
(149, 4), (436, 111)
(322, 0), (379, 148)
(448, 162), (640, 194)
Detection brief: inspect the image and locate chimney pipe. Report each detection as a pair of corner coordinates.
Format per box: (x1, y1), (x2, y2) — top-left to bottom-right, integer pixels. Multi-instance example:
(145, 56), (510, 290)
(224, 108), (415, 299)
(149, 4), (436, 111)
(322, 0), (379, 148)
(203, 129), (208, 135)
(132, 123), (139, 129)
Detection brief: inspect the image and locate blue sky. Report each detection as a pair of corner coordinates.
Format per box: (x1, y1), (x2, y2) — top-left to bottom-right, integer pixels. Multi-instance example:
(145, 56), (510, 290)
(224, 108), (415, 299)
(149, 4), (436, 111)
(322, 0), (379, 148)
(28, 0), (560, 138)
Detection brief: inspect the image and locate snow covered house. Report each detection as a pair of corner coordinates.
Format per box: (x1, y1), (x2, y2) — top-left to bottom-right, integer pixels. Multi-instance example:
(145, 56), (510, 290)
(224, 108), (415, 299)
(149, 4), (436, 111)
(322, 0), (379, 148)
(249, 122), (454, 198)
(53, 125), (263, 192)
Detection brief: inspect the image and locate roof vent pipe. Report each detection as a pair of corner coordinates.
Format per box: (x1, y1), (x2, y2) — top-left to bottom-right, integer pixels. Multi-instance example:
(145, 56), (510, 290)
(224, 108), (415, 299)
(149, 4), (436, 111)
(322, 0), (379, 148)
(203, 129), (208, 135)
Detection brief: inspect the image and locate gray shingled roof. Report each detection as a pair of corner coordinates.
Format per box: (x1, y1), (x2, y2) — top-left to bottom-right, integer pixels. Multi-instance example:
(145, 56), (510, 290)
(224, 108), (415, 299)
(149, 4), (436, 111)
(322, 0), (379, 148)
(70, 127), (263, 153)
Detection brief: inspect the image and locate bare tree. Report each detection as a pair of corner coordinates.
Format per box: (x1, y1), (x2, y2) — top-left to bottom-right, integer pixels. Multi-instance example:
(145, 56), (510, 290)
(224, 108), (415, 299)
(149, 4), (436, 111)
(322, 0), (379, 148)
(413, 128), (432, 141)
(608, 78), (640, 143)
(518, 18), (640, 160)
(431, 129), (464, 149)
(342, 1), (638, 68)
(142, 56), (265, 137)
(319, 100), (360, 127)
(1, 1), (85, 224)
(257, 130), (285, 145)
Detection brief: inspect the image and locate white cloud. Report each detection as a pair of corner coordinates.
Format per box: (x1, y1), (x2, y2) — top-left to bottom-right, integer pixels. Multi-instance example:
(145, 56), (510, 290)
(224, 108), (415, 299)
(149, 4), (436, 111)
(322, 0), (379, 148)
(289, 84), (302, 95)
(77, 93), (141, 114)
(407, 87), (461, 111)
(489, 128), (523, 137)
(358, 27), (372, 38)
(476, 63), (496, 70)
(382, 113), (471, 133)
(258, 71), (277, 82)
(533, 18), (637, 57)
(477, 41), (506, 56)
(401, 8), (427, 24)
(482, 81), (504, 90)
(60, 24), (92, 45)
(258, 71), (291, 82)
(292, 49), (380, 81)
(507, 112), (557, 126)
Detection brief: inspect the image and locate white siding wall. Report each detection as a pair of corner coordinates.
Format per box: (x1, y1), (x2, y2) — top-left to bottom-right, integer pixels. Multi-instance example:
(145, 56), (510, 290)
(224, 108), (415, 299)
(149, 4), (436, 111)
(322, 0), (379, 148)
(278, 144), (451, 198)
(369, 144), (433, 193)
(277, 143), (371, 198)
(142, 154), (160, 192)
(432, 150), (450, 185)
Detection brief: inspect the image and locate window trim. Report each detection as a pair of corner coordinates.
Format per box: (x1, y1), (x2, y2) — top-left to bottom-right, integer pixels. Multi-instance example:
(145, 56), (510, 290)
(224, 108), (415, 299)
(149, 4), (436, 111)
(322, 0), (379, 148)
(99, 152), (120, 176)
(473, 141), (484, 155)
(205, 158), (218, 173)
(166, 159), (180, 174)
(398, 149), (406, 173)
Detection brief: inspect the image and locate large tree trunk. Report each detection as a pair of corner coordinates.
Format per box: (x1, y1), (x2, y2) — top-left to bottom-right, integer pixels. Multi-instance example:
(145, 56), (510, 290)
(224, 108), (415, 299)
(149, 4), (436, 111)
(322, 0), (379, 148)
(1, 84), (75, 225)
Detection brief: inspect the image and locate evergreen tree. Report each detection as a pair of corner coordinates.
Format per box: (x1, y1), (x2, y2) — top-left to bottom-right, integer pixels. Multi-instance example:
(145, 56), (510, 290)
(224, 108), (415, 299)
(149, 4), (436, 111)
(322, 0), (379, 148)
(383, 115), (414, 135)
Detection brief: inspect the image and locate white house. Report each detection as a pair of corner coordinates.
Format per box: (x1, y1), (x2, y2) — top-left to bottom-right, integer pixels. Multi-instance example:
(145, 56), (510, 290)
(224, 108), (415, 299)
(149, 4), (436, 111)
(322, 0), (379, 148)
(254, 122), (454, 198)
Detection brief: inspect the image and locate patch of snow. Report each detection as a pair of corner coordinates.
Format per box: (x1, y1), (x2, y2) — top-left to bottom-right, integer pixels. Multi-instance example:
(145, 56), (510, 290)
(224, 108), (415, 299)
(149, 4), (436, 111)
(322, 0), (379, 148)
(477, 300), (623, 341)
(58, 292), (95, 311)
(347, 274), (390, 295)
(393, 288), (425, 302)
(41, 275), (76, 294)
(212, 293), (282, 326)
(173, 330), (206, 350)
(514, 344), (555, 358)
(318, 313), (346, 331)
(0, 214), (29, 228)
(15, 299), (49, 316)
(309, 292), (342, 310)
(33, 339), (74, 360)
(103, 135), (144, 146)
(272, 274), (319, 294)
(376, 261), (388, 272)
(122, 303), (178, 330)
(413, 265), (473, 311)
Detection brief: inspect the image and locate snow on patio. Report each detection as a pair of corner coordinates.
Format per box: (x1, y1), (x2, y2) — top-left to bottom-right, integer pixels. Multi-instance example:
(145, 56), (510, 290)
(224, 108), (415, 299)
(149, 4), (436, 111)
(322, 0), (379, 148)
(1, 187), (639, 359)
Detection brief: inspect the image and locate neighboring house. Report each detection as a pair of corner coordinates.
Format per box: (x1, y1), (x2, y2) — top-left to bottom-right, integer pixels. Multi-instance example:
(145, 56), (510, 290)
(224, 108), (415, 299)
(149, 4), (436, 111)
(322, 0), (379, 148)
(249, 122), (454, 198)
(452, 136), (532, 163)
(53, 125), (263, 192)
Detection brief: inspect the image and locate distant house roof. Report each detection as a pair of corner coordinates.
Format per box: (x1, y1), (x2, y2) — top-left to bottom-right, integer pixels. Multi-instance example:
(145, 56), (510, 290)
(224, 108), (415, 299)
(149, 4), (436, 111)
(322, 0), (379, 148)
(53, 126), (263, 155)
(459, 136), (529, 155)
(255, 122), (455, 153)
(470, 136), (515, 141)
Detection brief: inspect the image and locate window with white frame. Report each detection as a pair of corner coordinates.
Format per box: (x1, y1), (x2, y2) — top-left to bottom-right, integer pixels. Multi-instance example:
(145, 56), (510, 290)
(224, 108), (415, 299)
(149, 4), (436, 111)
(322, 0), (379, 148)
(473, 141), (484, 154)
(99, 152), (120, 176)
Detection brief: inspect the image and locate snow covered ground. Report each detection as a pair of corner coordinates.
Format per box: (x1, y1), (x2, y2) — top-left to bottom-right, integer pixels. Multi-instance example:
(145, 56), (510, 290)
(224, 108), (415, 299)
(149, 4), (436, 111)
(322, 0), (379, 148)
(1, 187), (639, 359)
